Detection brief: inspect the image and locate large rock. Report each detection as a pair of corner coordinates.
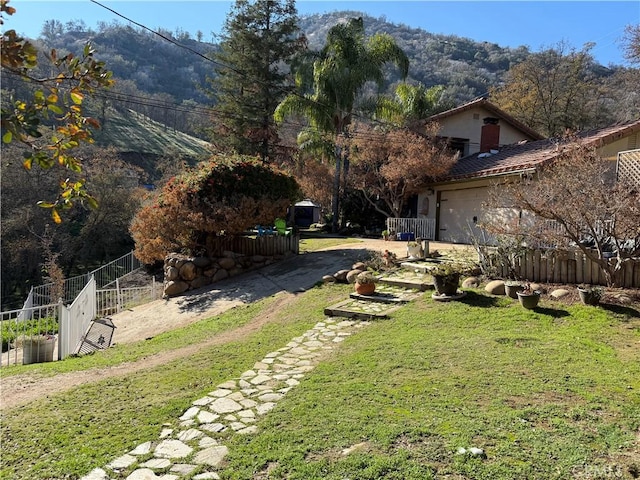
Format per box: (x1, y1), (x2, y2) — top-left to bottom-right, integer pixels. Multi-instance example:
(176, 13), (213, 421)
(179, 261), (197, 281)
(462, 276), (481, 288)
(346, 269), (363, 284)
(165, 266), (179, 281)
(190, 276), (211, 289)
(322, 275), (336, 283)
(218, 257), (235, 270)
(193, 256), (211, 268)
(485, 280), (505, 295)
(164, 280), (189, 296)
(334, 269), (350, 282)
(550, 288), (570, 299)
(212, 269), (229, 282)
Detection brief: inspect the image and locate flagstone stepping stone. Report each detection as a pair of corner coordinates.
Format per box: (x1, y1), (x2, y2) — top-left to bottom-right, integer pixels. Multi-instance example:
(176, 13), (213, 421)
(154, 439), (192, 459)
(193, 445), (228, 467)
(209, 398), (242, 413)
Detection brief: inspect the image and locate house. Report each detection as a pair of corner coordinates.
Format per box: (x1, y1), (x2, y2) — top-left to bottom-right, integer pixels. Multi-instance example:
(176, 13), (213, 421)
(388, 98), (543, 240)
(415, 117), (640, 244)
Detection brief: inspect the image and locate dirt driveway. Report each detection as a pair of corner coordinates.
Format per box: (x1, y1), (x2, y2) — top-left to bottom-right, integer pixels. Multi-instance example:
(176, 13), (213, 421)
(3, 238), (461, 410)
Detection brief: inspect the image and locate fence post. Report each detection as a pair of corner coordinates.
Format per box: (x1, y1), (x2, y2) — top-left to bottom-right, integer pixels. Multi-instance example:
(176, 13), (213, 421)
(116, 277), (122, 314)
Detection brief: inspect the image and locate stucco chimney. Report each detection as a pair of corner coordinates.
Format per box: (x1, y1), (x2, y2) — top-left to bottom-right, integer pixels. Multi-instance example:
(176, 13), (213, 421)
(480, 117), (500, 152)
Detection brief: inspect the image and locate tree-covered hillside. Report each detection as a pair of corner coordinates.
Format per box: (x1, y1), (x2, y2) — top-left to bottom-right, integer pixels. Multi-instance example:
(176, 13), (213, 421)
(15, 11), (629, 141)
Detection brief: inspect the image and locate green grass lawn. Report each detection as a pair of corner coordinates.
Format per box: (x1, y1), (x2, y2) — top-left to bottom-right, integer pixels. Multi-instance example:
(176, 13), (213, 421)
(1, 285), (639, 479)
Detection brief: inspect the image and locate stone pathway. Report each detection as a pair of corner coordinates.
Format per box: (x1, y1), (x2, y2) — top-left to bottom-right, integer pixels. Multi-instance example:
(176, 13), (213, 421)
(80, 263), (433, 480)
(81, 317), (371, 480)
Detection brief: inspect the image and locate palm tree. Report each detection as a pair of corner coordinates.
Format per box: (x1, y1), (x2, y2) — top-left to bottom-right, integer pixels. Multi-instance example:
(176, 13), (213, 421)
(373, 83), (451, 131)
(275, 17), (408, 232)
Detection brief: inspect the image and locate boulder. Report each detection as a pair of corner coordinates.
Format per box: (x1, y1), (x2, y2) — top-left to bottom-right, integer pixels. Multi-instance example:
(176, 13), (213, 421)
(485, 280), (505, 295)
(164, 280), (189, 297)
(550, 289), (570, 299)
(212, 269), (229, 282)
(218, 257), (235, 270)
(462, 277), (481, 288)
(190, 275), (211, 289)
(322, 275), (336, 283)
(193, 256), (211, 268)
(165, 266), (179, 281)
(179, 261), (197, 281)
(352, 262), (366, 271)
(346, 269), (363, 284)
(333, 269), (350, 283)
(251, 255), (266, 264)
(530, 283), (545, 293)
(203, 267), (217, 278)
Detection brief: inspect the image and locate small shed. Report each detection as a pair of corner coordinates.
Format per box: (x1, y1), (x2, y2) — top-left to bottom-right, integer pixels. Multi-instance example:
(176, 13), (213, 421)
(293, 199), (321, 227)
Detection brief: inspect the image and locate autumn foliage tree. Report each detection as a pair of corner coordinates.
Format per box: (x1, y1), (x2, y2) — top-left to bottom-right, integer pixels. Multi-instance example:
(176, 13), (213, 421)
(1, 0), (114, 222)
(345, 122), (457, 218)
(483, 140), (640, 287)
(130, 155), (301, 264)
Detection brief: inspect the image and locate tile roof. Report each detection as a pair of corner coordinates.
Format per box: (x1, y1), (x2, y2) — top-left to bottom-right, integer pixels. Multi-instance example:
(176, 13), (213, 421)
(443, 119), (640, 181)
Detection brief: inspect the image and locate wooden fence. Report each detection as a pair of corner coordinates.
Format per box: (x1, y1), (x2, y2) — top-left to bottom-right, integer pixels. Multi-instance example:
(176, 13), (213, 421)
(494, 248), (640, 287)
(206, 233), (300, 257)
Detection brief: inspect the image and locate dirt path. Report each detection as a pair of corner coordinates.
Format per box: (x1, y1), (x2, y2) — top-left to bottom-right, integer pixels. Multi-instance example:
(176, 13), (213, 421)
(0, 292), (297, 411)
(0, 239), (467, 411)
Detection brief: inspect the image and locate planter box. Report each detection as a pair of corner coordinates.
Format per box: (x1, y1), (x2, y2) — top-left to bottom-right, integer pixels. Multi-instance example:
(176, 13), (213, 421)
(23, 337), (56, 365)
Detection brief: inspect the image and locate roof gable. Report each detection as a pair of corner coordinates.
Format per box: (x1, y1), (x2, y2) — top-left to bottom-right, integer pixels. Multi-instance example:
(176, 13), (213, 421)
(429, 98), (544, 141)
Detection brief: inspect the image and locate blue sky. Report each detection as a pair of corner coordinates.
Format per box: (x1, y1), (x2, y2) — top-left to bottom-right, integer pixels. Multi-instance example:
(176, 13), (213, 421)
(4, 1), (639, 66)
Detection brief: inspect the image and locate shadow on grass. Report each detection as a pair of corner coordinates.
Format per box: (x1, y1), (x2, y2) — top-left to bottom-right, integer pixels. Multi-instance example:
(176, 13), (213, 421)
(459, 291), (504, 307)
(600, 303), (640, 320)
(528, 306), (571, 318)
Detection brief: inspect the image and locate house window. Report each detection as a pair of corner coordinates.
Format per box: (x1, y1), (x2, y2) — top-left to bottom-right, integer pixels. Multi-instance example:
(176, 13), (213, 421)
(448, 138), (469, 157)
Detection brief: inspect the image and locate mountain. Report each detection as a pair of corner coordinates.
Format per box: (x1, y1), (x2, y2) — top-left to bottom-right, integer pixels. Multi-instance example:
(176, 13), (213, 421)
(11, 11), (626, 152)
(26, 12), (541, 112)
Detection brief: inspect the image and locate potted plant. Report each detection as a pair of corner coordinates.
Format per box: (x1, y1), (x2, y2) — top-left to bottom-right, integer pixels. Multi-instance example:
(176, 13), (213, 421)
(577, 285), (603, 306)
(504, 280), (526, 299)
(516, 283), (541, 309)
(354, 271), (378, 295)
(18, 334), (56, 365)
(429, 263), (464, 296)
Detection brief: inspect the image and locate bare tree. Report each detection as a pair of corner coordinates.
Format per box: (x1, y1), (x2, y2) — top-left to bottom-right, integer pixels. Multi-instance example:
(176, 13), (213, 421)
(483, 139), (640, 286)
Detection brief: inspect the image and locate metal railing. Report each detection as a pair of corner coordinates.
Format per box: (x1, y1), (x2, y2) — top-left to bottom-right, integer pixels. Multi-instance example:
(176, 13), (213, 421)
(96, 280), (162, 317)
(386, 218), (436, 240)
(26, 250), (142, 308)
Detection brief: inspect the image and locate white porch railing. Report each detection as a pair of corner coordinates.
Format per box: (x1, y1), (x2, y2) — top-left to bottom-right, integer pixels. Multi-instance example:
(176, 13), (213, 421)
(386, 218), (436, 240)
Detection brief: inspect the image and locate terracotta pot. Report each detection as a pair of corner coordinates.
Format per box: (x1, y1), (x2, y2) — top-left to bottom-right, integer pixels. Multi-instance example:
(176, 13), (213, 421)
(355, 282), (376, 295)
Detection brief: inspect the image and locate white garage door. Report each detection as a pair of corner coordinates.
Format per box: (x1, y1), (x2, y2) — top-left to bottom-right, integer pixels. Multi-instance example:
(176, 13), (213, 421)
(438, 187), (489, 243)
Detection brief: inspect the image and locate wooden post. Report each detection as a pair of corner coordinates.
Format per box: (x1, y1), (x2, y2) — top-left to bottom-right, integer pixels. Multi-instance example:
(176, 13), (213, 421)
(575, 251), (584, 284)
(567, 257), (576, 284)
